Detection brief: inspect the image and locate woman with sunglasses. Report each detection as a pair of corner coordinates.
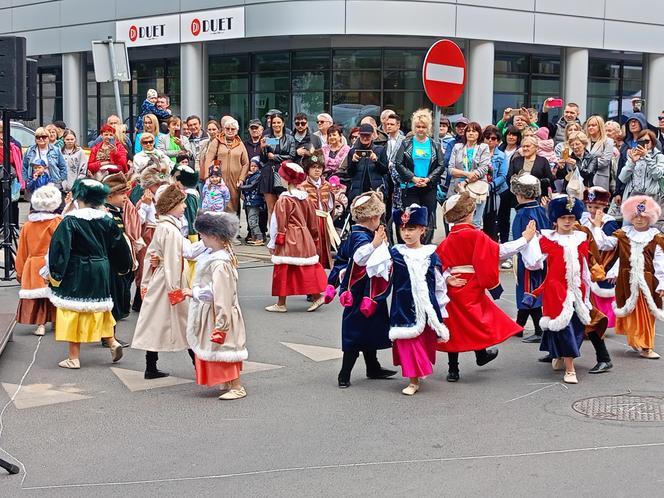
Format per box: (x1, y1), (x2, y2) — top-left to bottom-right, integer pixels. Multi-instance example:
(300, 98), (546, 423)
(132, 132), (172, 174)
(619, 129), (664, 228)
(481, 125), (508, 241)
(22, 126), (67, 192)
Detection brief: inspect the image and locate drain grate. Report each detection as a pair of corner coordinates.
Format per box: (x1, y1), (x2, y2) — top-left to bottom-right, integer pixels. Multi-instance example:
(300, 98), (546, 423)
(572, 395), (664, 422)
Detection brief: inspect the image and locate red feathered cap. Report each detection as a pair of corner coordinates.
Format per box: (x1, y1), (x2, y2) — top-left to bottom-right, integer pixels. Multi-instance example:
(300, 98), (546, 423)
(100, 124), (115, 134)
(278, 161), (306, 185)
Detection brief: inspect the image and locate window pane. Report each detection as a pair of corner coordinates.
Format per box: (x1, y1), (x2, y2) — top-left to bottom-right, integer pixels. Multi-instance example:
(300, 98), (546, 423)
(292, 50), (330, 71)
(333, 49), (380, 70)
(254, 52), (289, 72)
(622, 79), (642, 95)
(531, 77), (560, 95)
(254, 92), (290, 122)
(293, 92), (330, 123)
(494, 75), (526, 93)
(494, 54), (528, 73)
(383, 70), (422, 91)
(588, 78), (619, 96)
(332, 92), (381, 129)
(209, 93), (250, 130)
(209, 75), (248, 93)
(493, 94), (528, 122)
(254, 73), (290, 92)
(587, 96), (614, 120)
(383, 91), (433, 130)
(532, 57), (560, 75)
(209, 55), (249, 75)
(333, 71), (381, 90)
(384, 49), (424, 70)
(589, 60), (619, 79)
(623, 65), (642, 80)
(292, 71), (329, 92)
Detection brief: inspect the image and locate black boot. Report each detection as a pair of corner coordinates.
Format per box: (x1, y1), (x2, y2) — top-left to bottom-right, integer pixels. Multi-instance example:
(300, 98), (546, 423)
(587, 331), (613, 374)
(144, 351), (169, 379)
(364, 350), (397, 379)
(338, 351), (359, 388)
(447, 352), (460, 382)
(476, 348), (499, 366)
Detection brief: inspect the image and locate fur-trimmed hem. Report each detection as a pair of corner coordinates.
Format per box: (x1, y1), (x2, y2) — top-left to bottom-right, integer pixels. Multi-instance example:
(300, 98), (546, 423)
(28, 212), (59, 222)
(190, 347), (248, 363)
(590, 282), (615, 299)
(64, 207), (111, 220)
(613, 239), (664, 321)
(19, 287), (50, 299)
(271, 254), (319, 266)
(390, 322), (449, 340)
(49, 293), (114, 312)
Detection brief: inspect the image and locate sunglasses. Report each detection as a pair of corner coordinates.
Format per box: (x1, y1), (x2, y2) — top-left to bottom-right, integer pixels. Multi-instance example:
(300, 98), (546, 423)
(36, 135), (48, 139)
(142, 140), (154, 144)
(486, 136), (499, 141)
(317, 120), (329, 124)
(295, 121), (307, 125)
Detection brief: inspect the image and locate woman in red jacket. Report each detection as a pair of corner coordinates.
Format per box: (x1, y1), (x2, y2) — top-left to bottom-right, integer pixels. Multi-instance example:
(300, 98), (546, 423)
(88, 124), (128, 177)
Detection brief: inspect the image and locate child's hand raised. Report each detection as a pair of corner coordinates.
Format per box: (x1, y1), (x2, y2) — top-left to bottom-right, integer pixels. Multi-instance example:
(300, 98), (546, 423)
(372, 225), (387, 247)
(522, 220), (537, 241)
(591, 209), (604, 228)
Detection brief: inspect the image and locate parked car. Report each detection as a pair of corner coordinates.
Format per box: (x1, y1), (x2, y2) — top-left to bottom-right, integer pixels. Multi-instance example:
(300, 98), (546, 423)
(9, 121), (35, 153)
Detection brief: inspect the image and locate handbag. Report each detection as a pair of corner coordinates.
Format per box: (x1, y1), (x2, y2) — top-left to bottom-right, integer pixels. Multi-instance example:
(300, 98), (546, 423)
(272, 165), (284, 190)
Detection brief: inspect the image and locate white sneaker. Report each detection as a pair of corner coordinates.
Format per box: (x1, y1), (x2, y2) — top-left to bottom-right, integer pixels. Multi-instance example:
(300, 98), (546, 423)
(58, 358), (80, 369)
(219, 386), (246, 400)
(401, 383), (420, 395)
(640, 349), (661, 359)
(563, 371), (578, 384)
(306, 297), (325, 312)
(501, 260), (513, 270)
(265, 304), (287, 313)
(33, 325), (45, 336)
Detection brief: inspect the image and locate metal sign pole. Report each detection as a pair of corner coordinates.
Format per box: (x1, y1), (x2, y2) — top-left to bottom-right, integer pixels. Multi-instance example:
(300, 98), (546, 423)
(107, 39), (123, 123)
(434, 106), (442, 139)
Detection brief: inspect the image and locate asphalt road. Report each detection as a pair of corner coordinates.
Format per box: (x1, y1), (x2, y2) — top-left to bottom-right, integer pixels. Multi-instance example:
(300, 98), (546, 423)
(1, 264), (664, 497)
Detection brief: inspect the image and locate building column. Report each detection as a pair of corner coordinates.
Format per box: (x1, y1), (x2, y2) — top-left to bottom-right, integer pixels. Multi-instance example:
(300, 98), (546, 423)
(645, 53), (664, 124)
(62, 52), (86, 139)
(466, 40), (494, 126)
(562, 48), (588, 121)
(180, 42), (207, 121)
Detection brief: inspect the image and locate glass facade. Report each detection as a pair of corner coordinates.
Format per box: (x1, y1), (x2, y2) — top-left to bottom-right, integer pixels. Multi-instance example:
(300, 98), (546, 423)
(36, 67), (63, 129)
(493, 52), (561, 123)
(587, 59), (642, 120)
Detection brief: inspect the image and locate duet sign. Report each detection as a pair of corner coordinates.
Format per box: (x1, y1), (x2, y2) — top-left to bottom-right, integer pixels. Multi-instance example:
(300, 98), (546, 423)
(116, 14), (180, 47)
(181, 7), (245, 43)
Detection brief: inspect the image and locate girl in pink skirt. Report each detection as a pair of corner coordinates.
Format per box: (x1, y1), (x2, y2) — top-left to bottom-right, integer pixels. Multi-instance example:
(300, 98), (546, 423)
(366, 204), (460, 395)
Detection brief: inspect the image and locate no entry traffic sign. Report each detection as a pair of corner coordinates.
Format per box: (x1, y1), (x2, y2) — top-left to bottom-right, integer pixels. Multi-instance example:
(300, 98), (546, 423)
(422, 39), (466, 107)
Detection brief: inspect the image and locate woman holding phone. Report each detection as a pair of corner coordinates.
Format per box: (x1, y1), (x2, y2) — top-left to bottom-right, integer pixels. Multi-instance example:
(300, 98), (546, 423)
(157, 116), (193, 165)
(259, 113), (296, 220)
(584, 115), (614, 190)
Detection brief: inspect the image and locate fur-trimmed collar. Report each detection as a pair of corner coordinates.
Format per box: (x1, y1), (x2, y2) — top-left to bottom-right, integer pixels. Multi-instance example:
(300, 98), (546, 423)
(541, 229), (587, 247)
(185, 188), (200, 198)
(280, 189), (308, 200)
(64, 207), (111, 220)
(622, 225), (659, 244)
(28, 212), (59, 222)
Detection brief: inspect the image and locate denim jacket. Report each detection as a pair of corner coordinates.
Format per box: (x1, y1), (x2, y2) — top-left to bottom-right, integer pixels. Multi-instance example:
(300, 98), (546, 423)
(489, 148), (508, 195)
(22, 145), (67, 187)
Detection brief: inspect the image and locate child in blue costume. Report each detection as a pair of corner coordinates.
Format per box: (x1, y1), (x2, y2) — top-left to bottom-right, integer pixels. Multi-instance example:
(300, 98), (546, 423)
(327, 191), (396, 388)
(510, 174), (552, 344)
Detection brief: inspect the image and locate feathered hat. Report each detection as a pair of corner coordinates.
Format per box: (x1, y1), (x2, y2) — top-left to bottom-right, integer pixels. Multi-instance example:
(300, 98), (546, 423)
(621, 195), (661, 225)
(351, 190), (385, 221)
(278, 161), (306, 185)
(302, 149), (325, 172)
(443, 192), (475, 224)
(194, 211), (239, 242)
(102, 172), (130, 193)
(583, 186), (611, 206)
(172, 164), (199, 188)
(548, 194), (584, 221)
(71, 178), (109, 207)
(510, 173), (541, 199)
(140, 165), (171, 189)
(30, 184), (62, 213)
(394, 204), (428, 227)
(155, 184), (186, 215)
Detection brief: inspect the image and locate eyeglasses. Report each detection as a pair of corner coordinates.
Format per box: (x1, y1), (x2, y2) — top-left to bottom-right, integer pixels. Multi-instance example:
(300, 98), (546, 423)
(317, 120), (330, 124)
(36, 135), (48, 139)
(659, 116), (664, 120)
(486, 136), (499, 141)
(295, 121), (307, 125)
(142, 140), (154, 145)
(224, 127), (236, 130)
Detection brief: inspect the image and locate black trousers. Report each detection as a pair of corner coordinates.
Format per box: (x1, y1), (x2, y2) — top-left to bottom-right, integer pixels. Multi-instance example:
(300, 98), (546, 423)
(447, 349), (489, 372)
(497, 190), (513, 244)
(145, 349), (196, 372)
(587, 331), (611, 363)
(516, 307), (543, 335)
(339, 349), (381, 379)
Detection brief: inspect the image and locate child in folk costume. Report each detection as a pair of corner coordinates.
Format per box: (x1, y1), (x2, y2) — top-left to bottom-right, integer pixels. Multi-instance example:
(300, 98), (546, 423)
(132, 184), (206, 379)
(172, 163), (202, 283)
(132, 165), (171, 312)
(326, 191), (396, 388)
(522, 195), (608, 383)
(187, 212), (248, 400)
(436, 192), (536, 382)
(591, 195), (664, 359)
(581, 187), (620, 328)
(366, 204), (452, 395)
(48, 179), (133, 369)
(265, 162), (328, 313)
(15, 185), (62, 336)
(299, 150), (336, 269)
(510, 174), (552, 344)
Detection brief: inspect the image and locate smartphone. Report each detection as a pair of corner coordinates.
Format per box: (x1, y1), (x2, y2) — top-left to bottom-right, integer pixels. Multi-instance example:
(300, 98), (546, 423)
(562, 147), (570, 161)
(637, 139), (648, 147)
(266, 137), (279, 147)
(357, 149), (372, 158)
(548, 98), (564, 108)
(174, 128), (181, 138)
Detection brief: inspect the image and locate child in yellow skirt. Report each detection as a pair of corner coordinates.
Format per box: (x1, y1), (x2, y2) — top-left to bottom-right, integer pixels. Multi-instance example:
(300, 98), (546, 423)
(592, 195), (664, 359)
(47, 179), (133, 368)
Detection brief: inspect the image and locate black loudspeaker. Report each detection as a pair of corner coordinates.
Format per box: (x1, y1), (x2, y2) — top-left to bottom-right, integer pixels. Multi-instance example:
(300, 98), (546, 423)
(10, 59), (37, 121)
(0, 37), (27, 111)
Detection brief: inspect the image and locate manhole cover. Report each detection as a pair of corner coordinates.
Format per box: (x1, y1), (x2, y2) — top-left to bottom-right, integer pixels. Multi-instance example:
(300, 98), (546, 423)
(572, 395), (664, 422)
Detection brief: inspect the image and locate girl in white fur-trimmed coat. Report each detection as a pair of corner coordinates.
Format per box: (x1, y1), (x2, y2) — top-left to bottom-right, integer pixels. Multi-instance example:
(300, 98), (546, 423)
(186, 211), (248, 400)
(366, 204), (453, 396)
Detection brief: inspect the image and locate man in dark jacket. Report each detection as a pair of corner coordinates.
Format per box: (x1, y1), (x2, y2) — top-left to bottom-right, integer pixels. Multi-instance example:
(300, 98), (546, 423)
(244, 119), (263, 159)
(538, 99), (581, 145)
(346, 123), (388, 202)
(292, 113), (322, 165)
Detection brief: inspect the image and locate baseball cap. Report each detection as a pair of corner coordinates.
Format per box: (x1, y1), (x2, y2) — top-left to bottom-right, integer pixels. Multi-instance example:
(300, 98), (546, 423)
(455, 117), (469, 125)
(31, 159), (47, 167)
(248, 119), (262, 128)
(359, 123), (374, 135)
